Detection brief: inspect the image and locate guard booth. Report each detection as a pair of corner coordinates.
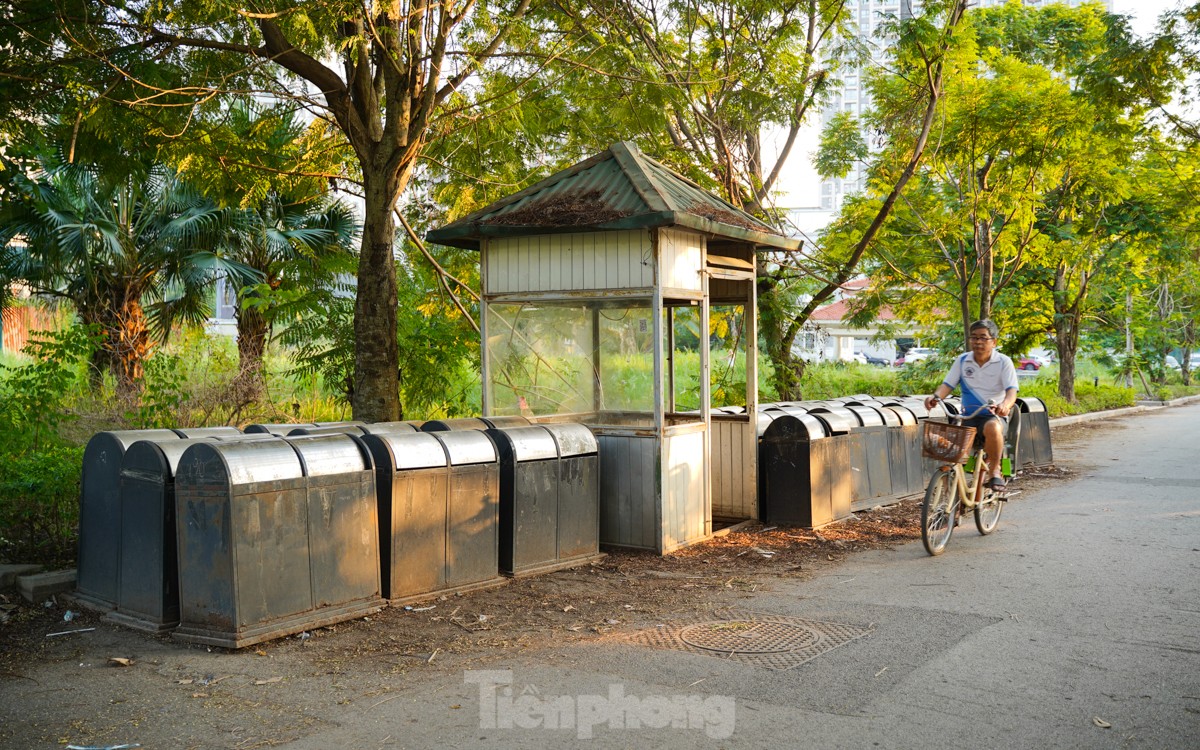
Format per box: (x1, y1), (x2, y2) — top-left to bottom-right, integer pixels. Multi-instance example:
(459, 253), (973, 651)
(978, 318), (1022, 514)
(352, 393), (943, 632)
(427, 142), (800, 553)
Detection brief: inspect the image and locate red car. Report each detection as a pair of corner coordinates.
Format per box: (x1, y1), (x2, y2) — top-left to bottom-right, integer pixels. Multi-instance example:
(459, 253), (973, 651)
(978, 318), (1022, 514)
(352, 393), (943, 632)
(1017, 357), (1041, 371)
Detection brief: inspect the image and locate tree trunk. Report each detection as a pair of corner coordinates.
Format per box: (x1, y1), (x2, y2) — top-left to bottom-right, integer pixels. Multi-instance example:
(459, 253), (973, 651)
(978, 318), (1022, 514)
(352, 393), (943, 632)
(352, 169), (403, 422)
(1053, 263), (1082, 403)
(235, 296), (269, 401)
(1183, 319), (1195, 387)
(110, 292), (150, 400)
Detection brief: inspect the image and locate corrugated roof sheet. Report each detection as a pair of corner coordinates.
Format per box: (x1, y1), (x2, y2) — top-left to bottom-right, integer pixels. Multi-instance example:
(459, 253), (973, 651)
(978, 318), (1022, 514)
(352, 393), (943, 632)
(426, 142), (800, 252)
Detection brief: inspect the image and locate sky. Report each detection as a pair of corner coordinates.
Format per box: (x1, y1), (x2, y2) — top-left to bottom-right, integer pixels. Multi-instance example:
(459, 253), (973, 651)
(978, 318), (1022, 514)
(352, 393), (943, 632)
(776, 0), (1188, 208)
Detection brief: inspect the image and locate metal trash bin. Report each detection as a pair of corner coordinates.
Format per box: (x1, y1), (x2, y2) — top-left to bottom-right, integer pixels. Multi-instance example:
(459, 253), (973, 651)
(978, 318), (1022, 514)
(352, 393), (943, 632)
(882, 405), (923, 496)
(421, 417), (490, 432)
(543, 424), (601, 564)
(359, 432), (452, 602)
(489, 426), (560, 576)
(1016, 397), (1052, 467)
(489, 424), (601, 576)
(845, 404), (892, 501)
(108, 437), (217, 632)
(284, 434), (383, 615)
(805, 407), (855, 521)
(428, 430), (503, 591)
(172, 438), (381, 649)
(76, 429), (182, 612)
(759, 413), (839, 527)
(360, 431), (505, 604)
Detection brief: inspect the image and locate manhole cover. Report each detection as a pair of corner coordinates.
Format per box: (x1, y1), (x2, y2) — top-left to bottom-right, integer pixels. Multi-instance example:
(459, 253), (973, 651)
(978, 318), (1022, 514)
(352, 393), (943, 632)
(679, 621), (820, 654)
(621, 609), (871, 670)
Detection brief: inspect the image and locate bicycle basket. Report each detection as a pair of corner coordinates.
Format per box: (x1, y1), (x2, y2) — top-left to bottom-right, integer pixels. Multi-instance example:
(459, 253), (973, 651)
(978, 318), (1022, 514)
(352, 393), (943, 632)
(921, 421), (976, 463)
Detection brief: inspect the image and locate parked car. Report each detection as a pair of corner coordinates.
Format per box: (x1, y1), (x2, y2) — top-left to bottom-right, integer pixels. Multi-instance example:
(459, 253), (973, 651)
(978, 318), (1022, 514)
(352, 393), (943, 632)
(848, 351), (869, 365)
(1017, 357), (1042, 371)
(862, 352), (891, 367)
(1165, 355), (1181, 371)
(901, 347), (937, 365)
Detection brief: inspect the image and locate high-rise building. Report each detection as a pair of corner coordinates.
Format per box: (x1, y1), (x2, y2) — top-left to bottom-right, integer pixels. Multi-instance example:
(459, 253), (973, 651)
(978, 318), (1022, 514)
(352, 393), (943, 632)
(818, 0), (1112, 211)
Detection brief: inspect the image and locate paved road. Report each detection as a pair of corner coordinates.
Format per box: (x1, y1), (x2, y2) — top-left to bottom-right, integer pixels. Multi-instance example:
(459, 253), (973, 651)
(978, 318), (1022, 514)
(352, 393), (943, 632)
(4, 405), (1197, 749)
(287, 404), (1200, 749)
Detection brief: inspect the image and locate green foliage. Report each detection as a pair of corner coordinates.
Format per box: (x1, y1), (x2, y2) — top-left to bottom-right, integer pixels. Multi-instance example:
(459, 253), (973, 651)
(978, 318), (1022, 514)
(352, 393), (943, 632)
(795, 362), (905, 401)
(0, 444), (83, 566)
(1017, 379), (1136, 416)
(816, 112), (869, 180)
(0, 325), (99, 450)
(127, 353), (188, 429)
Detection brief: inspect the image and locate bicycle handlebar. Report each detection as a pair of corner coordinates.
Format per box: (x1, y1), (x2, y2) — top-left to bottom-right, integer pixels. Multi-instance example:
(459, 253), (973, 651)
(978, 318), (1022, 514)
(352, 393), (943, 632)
(928, 397), (996, 420)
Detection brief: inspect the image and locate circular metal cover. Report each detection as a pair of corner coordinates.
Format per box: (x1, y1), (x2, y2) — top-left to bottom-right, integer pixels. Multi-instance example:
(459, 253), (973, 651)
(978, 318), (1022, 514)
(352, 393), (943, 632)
(679, 621), (821, 654)
(285, 434), (371, 476)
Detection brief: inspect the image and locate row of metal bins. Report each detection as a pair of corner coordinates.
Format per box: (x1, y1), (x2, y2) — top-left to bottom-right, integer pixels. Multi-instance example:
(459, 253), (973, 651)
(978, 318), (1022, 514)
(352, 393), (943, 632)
(757, 395), (1051, 528)
(76, 417), (602, 648)
(757, 399), (931, 528)
(75, 422), (422, 618)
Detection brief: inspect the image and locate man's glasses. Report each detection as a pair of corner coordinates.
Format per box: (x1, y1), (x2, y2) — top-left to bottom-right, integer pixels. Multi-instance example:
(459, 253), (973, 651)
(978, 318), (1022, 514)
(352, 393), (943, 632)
(969, 336), (993, 342)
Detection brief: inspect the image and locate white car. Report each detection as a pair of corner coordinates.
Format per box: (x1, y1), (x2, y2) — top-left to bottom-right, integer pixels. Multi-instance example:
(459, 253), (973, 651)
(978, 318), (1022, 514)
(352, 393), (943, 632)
(902, 347), (937, 364)
(1165, 355), (1181, 371)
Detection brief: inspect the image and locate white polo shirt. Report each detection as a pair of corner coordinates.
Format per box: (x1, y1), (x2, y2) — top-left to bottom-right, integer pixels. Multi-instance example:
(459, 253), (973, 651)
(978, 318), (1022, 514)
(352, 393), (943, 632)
(943, 351), (1019, 413)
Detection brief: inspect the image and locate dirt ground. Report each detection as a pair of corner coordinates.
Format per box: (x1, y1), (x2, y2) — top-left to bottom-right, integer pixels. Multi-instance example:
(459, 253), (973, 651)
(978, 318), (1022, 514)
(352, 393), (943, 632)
(0, 425), (1088, 749)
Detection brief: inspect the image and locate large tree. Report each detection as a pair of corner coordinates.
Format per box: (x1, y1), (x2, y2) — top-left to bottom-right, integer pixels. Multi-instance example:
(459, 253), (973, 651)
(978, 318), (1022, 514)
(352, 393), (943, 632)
(7, 0), (538, 421)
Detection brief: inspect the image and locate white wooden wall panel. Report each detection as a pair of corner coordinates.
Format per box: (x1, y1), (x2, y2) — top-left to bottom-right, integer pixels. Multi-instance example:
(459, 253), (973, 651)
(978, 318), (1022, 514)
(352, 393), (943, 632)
(485, 231), (654, 294)
(661, 430), (707, 552)
(658, 228), (704, 292)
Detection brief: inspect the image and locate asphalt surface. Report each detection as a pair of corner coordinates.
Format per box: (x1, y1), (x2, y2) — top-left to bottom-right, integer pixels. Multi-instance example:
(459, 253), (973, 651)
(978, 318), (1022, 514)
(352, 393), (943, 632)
(3, 403), (1198, 749)
(282, 402), (1200, 749)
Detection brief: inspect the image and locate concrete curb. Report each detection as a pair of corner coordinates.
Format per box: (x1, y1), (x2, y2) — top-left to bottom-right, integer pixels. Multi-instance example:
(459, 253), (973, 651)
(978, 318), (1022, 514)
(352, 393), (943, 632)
(1048, 393), (1200, 429)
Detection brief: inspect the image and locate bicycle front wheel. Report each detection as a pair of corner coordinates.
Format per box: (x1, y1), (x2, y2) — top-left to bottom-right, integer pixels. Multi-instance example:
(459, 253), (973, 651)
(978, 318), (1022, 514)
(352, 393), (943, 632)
(974, 489), (1004, 535)
(922, 468), (957, 556)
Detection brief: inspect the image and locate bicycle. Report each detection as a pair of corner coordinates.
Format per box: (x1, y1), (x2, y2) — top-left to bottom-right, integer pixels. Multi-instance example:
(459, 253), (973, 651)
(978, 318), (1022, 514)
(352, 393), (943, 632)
(919, 399), (1014, 556)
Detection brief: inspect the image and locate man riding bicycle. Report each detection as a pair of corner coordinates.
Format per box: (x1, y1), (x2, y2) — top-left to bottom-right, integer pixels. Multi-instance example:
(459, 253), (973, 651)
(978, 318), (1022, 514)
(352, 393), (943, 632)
(924, 319), (1019, 489)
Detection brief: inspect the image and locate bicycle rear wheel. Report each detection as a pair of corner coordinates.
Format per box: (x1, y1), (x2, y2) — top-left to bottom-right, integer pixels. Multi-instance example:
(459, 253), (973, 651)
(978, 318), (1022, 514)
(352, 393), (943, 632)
(922, 468), (957, 556)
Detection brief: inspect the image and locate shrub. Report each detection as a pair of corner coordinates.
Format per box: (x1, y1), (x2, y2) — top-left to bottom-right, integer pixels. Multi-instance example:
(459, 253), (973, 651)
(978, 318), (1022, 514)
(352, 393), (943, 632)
(0, 445), (83, 567)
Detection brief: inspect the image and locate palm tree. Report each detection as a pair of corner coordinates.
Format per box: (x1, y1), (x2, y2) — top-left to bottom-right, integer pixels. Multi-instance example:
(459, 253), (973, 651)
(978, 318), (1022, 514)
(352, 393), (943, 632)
(221, 192), (358, 398)
(0, 157), (252, 398)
